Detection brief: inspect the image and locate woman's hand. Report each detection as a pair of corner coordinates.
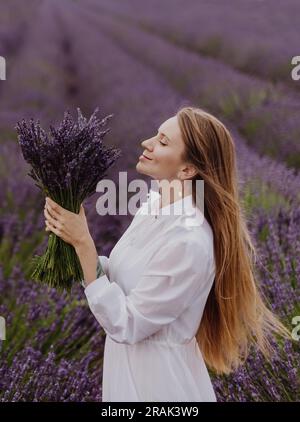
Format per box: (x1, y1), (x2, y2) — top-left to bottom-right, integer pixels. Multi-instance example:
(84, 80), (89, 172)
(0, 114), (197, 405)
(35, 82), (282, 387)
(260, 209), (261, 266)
(44, 197), (91, 249)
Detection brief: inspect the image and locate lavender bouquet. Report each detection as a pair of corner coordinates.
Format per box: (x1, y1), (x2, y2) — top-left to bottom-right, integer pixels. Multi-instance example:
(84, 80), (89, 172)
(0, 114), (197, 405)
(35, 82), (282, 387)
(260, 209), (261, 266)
(15, 107), (121, 292)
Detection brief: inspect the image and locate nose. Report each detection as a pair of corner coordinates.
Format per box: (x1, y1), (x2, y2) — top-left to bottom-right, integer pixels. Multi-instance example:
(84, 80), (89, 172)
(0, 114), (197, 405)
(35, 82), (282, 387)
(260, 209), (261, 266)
(141, 136), (154, 151)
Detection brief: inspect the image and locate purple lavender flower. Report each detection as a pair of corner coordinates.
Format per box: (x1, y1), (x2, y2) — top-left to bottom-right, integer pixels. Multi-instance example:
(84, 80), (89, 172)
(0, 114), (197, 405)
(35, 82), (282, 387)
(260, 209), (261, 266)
(15, 108), (121, 291)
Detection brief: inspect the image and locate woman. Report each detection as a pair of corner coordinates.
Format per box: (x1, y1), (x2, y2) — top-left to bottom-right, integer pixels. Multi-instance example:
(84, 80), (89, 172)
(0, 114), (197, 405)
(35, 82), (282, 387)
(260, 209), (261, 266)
(44, 106), (291, 402)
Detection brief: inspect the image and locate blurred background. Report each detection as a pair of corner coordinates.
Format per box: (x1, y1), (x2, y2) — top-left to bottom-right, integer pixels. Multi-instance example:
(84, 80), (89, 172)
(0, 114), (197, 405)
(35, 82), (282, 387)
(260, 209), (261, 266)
(0, 0), (299, 402)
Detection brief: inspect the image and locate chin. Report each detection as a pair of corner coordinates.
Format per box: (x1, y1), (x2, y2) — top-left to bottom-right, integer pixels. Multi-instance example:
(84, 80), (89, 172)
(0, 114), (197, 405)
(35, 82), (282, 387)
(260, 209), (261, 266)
(135, 162), (144, 174)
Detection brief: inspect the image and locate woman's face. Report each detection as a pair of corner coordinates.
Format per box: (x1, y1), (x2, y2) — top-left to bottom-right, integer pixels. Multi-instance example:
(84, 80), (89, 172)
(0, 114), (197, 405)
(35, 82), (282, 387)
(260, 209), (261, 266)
(136, 115), (188, 182)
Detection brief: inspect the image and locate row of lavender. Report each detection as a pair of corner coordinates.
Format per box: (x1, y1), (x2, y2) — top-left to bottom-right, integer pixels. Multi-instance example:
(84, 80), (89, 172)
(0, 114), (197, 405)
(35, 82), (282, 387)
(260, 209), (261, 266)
(83, 0), (300, 169)
(0, 0), (299, 401)
(85, 0), (299, 86)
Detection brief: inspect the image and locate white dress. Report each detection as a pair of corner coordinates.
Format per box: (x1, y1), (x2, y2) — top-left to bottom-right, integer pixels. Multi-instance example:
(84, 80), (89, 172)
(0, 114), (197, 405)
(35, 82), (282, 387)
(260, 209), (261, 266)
(83, 189), (217, 402)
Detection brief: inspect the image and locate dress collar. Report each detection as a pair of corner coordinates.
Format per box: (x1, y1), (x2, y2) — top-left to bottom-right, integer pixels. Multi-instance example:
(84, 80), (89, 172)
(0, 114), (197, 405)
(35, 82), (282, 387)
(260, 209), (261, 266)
(141, 188), (199, 220)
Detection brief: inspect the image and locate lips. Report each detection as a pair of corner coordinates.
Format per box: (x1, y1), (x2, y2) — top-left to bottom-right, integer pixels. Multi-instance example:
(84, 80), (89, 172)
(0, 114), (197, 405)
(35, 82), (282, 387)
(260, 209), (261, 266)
(143, 154), (152, 160)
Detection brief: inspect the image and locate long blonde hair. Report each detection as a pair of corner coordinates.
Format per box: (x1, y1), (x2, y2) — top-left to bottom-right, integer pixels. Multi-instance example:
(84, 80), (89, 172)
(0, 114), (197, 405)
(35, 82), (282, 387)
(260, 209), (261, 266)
(176, 106), (292, 375)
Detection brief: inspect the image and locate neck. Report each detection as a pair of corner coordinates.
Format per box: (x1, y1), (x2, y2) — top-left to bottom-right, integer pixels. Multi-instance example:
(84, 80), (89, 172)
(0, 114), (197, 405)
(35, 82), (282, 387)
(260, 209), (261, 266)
(158, 182), (192, 209)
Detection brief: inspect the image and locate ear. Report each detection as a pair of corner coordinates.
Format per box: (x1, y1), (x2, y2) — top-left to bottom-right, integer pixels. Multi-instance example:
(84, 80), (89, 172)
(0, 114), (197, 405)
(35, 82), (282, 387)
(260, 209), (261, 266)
(179, 163), (198, 180)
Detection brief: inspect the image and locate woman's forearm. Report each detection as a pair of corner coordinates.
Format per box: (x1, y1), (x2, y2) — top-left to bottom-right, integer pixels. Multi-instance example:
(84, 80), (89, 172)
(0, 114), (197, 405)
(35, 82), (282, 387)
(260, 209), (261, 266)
(75, 235), (99, 286)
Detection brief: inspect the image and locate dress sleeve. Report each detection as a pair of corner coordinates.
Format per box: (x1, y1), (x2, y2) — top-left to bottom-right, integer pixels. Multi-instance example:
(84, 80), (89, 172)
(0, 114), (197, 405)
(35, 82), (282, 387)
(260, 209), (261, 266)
(84, 234), (212, 345)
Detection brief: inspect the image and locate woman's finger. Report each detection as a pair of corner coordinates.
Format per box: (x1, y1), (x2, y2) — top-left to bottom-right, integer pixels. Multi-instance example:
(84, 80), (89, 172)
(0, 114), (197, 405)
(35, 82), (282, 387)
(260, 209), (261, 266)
(44, 206), (57, 223)
(44, 205), (55, 221)
(46, 197), (63, 216)
(45, 203), (61, 221)
(46, 221), (70, 244)
(79, 204), (85, 216)
(45, 220), (61, 236)
(44, 208), (62, 230)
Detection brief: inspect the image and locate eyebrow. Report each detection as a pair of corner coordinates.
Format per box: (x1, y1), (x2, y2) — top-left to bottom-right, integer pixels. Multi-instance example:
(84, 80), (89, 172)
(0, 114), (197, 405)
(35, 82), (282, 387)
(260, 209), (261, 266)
(158, 128), (171, 142)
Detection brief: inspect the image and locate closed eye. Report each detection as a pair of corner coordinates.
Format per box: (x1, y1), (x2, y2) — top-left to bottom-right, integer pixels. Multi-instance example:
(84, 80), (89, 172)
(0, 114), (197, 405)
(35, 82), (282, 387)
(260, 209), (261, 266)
(157, 131), (168, 146)
(158, 134), (168, 146)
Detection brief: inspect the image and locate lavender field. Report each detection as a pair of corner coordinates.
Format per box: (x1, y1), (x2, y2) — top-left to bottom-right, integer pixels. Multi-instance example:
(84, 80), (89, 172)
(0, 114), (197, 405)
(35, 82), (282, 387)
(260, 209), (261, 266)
(0, 0), (299, 402)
